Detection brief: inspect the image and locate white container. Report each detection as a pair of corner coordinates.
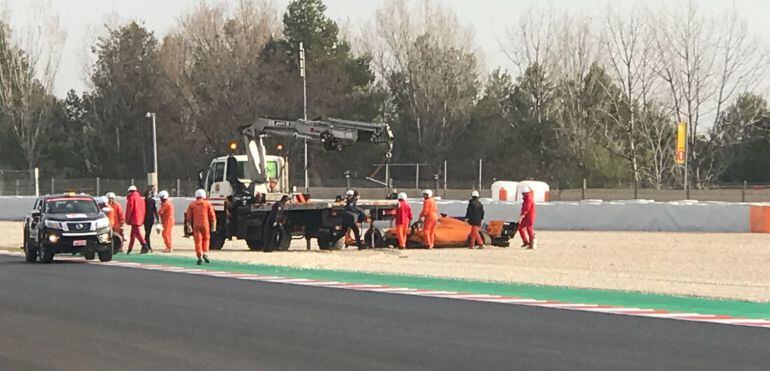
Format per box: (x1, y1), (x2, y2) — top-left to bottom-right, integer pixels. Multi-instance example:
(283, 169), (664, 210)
(517, 181), (550, 202)
(491, 181), (518, 202)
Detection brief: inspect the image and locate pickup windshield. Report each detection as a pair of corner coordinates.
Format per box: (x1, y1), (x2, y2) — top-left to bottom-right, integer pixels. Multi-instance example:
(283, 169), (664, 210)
(45, 199), (98, 214)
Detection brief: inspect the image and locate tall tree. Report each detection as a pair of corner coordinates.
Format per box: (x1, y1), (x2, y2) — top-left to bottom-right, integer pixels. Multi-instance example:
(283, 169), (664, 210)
(0, 1), (64, 171)
(88, 21), (162, 177)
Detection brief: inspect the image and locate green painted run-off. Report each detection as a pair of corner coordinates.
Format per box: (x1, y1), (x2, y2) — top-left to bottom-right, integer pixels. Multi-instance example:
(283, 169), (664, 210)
(113, 254), (770, 321)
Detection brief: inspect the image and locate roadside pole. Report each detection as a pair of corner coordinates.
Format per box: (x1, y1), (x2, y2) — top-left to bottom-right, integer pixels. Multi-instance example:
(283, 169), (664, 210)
(443, 160), (447, 198)
(478, 159), (483, 191)
(415, 163), (420, 189)
(299, 42), (309, 194)
(34, 167), (39, 197)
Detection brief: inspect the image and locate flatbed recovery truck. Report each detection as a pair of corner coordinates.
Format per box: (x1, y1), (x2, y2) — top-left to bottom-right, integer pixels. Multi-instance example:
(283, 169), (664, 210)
(196, 117), (398, 251)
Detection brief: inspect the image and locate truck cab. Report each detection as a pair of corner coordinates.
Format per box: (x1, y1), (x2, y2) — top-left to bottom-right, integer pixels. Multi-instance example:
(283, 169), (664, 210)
(204, 154), (289, 199)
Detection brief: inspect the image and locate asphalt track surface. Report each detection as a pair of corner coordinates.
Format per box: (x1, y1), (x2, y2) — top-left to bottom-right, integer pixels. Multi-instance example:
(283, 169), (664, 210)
(1, 255), (769, 371)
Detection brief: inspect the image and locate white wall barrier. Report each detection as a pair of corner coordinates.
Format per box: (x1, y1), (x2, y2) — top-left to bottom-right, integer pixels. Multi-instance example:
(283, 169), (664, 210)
(0, 196), (763, 233)
(435, 199), (752, 233)
(0, 196), (194, 225)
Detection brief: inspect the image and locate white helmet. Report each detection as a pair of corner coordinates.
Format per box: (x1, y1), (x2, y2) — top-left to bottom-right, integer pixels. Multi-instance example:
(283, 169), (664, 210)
(194, 189), (207, 199)
(97, 196), (108, 206)
(158, 190), (170, 200)
(521, 186), (532, 193)
(127, 185), (138, 192)
(106, 192), (116, 200)
(471, 190), (480, 198)
(422, 189), (433, 198)
(397, 192), (408, 200)
(346, 190), (355, 197)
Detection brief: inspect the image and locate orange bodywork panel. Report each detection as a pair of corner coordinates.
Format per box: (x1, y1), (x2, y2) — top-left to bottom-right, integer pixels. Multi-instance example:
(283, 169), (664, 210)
(384, 217), (473, 247)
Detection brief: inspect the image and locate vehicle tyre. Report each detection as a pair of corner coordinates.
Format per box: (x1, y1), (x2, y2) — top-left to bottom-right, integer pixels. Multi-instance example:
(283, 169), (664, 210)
(39, 245), (54, 264)
(84, 251), (96, 260)
(24, 238), (38, 263)
(327, 237), (344, 251)
(466, 230), (492, 247)
(210, 231), (226, 250)
(362, 228), (385, 249)
(112, 235), (123, 254)
(277, 227), (291, 251)
(481, 230), (492, 246)
(316, 235), (343, 250)
(316, 237), (330, 250)
(246, 239), (263, 251)
(98, 248), (113, 262)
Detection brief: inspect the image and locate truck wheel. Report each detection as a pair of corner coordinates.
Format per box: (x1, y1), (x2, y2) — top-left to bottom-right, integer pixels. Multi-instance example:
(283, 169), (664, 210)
(98, 248), (113, 262)
(246, 239), (263, 251)
(210, 231), (226, 250)
(316, 236), (342, 250)
(277, 228), (291, 251)
(84, 251), (96, 260)
(24, 239), (38, 263)
(39, 246), (54, 264)
(326, 237), (344, 251)
(316, 237), (329, 250)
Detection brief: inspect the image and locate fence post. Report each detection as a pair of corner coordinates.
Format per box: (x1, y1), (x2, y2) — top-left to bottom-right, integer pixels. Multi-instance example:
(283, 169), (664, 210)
(51, 178), (55, 194)
(742, 181), (747, 203)
(415, 163), (420, 190)
(443, 160), (447, 198)
(177, 179), (181, 197)
(385, 163), (390, 194)
(130, 178), (134, 186)
(478, 159), (483, 191)
(581, 178), (586, 200)
(16, 179), (19, 196)
(96, 177), (101, 196)
(34, 167), (39, 197)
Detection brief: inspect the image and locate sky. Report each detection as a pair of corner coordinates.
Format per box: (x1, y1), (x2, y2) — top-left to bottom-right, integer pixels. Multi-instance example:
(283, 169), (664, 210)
(5, 0), (770, 97)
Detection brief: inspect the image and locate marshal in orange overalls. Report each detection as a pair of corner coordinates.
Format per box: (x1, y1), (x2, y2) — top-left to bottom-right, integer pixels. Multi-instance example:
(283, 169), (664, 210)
(420, 196), (438, 249)
(185, 198), (216, 258)
(158, 199), (175, 252)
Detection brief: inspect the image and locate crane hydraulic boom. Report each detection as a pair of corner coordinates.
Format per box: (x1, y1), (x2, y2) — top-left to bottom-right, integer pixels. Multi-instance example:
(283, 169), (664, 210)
(240, 117), (393, 185)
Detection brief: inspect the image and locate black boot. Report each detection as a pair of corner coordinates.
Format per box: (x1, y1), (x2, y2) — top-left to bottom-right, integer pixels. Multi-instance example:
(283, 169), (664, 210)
(140, 244), (149, 254)
(202, 254), (210, 264)
(196, 258), (202, 265)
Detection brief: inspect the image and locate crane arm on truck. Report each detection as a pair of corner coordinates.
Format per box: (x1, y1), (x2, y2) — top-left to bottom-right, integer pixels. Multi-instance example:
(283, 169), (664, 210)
(240, 117), (393, 185)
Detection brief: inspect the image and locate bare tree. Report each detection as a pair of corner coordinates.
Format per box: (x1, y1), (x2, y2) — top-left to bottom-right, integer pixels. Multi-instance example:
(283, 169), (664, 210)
(599, 4), (664, 192)
(0, 0), (65, 170)
(363, 0), (480, 163)
(654, 1), (768, 188)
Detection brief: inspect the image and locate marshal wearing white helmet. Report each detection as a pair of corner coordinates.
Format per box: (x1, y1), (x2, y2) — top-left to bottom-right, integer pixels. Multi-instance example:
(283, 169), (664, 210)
(419, 189), (438, 249)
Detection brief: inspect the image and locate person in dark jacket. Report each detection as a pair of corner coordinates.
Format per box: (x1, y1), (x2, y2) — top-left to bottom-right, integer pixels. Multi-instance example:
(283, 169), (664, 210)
(343, 190), (365, 249)
(464, 190), (485, 249)
(143, 187), (158, 253)
(264, 195), (289, 252)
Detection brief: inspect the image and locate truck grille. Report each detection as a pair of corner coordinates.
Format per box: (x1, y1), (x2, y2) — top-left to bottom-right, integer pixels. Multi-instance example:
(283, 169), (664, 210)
(67, 222), (92, 231)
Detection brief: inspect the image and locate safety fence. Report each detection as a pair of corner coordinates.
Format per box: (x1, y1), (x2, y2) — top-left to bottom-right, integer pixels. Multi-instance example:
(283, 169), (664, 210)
(2, 169), (770, 203)
(2, 196), (769, 233)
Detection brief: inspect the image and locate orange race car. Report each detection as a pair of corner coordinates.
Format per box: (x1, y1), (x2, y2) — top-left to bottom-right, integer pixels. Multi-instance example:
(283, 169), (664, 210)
(349, 215), (518, 249)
